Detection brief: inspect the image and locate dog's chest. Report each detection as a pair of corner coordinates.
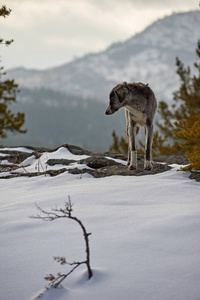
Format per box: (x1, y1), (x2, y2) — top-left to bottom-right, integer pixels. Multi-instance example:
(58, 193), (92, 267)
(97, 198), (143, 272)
(125, 106), (147, 127)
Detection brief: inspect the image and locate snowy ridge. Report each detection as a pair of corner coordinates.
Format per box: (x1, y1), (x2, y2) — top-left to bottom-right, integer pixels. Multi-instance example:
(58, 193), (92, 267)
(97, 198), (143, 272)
(7, 10), (200, 104)
(0, 146), (200, 300)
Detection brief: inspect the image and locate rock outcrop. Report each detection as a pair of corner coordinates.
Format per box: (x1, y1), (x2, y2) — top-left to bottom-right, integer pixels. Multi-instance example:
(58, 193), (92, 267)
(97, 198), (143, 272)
(0, 144), (190, 179)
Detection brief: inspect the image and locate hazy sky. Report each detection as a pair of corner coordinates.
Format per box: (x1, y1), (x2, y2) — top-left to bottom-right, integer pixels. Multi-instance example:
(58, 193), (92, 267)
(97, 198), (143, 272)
(0, 0), (198, 70)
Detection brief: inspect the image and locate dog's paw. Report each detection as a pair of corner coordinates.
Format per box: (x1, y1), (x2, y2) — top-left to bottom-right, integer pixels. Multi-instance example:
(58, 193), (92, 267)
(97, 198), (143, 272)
(144, 160), (153, 170)
(128, 164), (137, 170)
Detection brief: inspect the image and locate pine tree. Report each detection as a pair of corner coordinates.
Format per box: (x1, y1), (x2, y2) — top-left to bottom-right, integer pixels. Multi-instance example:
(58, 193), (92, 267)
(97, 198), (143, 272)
(155, 39), (200, 155)
(0, 67), (26, 138)
(0, 5), (14, 45)
(0, 5), (26, 138)
(174, 117), (200, 170)
(157, 39), (200, 169)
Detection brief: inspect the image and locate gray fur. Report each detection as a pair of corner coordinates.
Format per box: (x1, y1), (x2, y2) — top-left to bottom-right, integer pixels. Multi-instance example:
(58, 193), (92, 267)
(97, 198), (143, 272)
(105, 82), (157, 170)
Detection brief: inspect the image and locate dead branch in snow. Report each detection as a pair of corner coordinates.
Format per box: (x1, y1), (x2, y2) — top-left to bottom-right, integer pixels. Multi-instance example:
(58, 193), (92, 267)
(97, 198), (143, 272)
(31, 196), (92, 288)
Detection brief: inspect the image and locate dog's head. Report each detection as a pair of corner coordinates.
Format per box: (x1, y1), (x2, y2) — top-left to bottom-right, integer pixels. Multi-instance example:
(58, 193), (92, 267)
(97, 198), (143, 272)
(105, 82), (129, 115)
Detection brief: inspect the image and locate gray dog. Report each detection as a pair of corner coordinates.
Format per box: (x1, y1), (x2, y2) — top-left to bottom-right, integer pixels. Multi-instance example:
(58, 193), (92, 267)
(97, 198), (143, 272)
(105, 82), (157, 170)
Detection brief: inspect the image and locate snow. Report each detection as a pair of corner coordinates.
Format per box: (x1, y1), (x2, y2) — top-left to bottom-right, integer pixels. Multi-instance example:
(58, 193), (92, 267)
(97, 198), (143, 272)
(0, 147), (200, 300)
(18, 147), (91, 174)
(0, 147), (35, 153)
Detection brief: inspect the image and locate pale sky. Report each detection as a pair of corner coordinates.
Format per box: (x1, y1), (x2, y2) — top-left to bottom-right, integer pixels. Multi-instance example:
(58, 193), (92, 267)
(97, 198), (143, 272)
(0, 0), (198, 70)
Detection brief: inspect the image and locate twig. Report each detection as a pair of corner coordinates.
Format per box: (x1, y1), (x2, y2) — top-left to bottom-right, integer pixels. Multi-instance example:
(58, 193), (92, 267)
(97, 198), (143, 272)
(31, 196), (93, 288)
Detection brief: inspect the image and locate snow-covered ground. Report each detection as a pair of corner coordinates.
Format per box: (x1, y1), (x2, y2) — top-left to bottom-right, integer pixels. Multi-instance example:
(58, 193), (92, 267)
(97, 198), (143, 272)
(0, 147), (200, 300)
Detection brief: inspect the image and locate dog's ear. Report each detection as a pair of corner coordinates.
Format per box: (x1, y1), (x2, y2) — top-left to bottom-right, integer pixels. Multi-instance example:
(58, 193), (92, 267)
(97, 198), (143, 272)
(123, 82), (129, 94)
(114, 91), (123, 103)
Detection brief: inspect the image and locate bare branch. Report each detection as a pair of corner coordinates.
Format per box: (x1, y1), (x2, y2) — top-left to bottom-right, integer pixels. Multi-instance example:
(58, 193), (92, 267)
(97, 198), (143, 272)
(30, 196), (93, 289)
(30, 203), (69, 221)
(50, 261), (85, 288)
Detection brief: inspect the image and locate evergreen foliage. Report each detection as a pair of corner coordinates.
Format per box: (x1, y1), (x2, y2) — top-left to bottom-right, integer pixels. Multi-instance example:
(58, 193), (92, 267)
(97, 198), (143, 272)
(0, 5), (11, 18)
(155, 39), (200, 155)
(0, 5), (14, 45)
(0, 66), (26, 138)
(174, 117), (200, 170)
(0, 5), (26, 138)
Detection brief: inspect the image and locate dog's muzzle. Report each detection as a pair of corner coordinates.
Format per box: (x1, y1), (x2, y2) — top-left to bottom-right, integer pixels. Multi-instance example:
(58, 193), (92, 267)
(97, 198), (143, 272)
(105, 106), (113, 115)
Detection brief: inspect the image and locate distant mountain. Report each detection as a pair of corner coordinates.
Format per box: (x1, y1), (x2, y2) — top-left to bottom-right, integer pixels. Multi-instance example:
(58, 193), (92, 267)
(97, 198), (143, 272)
(4, 88), (126, 152)
(7, 10), (200, 104)
(3, 10), (200, 151)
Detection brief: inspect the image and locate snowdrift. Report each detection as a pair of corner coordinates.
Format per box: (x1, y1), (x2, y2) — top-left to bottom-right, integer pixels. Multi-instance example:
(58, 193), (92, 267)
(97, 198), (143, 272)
(0, 146), (200, 300)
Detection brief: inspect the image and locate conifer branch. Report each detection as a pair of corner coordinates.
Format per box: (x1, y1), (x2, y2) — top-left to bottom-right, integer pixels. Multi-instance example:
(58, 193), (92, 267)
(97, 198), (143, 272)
(0, 5), (11, 18)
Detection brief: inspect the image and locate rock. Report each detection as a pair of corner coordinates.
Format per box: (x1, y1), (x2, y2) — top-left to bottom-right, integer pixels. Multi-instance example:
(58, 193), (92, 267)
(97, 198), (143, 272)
(154, 154), (189, 165)
(0, 164), (19, 173)
(1, 168), (67, 179)
(189, 170), (200, 182)
(68, 160), (170, 178)
(47, 159), (76, 166)
(62, 144), (94, 156)
(79, 156), (121, 169)
(0, 150), (33, 164)
(1, 144), (191, 179)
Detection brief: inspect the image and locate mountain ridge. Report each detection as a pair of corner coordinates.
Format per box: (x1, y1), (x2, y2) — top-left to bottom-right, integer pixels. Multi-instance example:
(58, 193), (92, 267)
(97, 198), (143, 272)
(3, 10), (200, 150)
(7, 10), (200, 103)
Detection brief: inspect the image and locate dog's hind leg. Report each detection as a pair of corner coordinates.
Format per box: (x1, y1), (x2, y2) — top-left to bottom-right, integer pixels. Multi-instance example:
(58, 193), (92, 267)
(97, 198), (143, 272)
(128, 119), (138, 170)
(144, 122), (154, 170)
(125, 109), (131, 166)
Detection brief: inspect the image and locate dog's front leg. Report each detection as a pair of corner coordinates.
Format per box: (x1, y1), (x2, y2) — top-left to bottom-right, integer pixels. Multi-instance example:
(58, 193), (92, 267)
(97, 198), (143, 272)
(128, 121), (137, 170)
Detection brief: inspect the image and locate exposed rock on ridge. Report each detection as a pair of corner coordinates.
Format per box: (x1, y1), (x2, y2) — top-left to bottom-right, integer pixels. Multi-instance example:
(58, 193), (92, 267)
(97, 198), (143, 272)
(0, 144), (191, 179)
